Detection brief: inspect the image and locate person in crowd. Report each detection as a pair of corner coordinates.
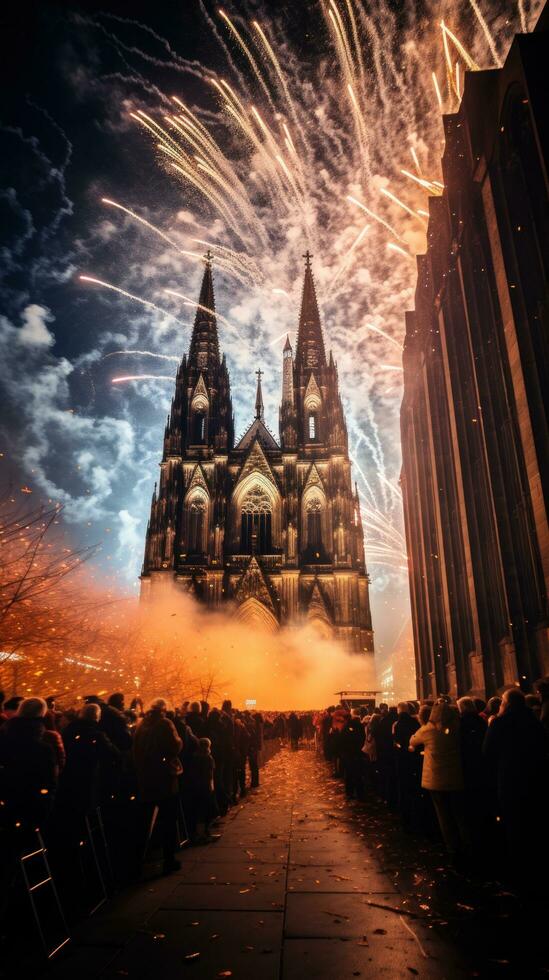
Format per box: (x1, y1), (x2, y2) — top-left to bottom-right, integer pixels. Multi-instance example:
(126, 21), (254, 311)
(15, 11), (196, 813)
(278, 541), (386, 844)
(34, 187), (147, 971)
(205, 707), (231, 814)
(375, 705), (398, 803)
(456, 697), (488, 856)
(186, 701), (206, 737)
(244, 711), (260, 787)
(191, 737), (219, 842)
(43, 706), (66, 772)
(393, 702), (420, 827)
(410, 701), (471, 868)
(84, 694), (132, 751)
(58, 703), (120, 818)
(0, 697), (57, 831)
(133, 699), (182, 874)
(2, 696), (24, 720)
(288, 711), (302, 751)
(340, 709), (366, 799)
(483, 687), (549, 888)
(481, 696), (502, 725)
(233, 712), (250, 796)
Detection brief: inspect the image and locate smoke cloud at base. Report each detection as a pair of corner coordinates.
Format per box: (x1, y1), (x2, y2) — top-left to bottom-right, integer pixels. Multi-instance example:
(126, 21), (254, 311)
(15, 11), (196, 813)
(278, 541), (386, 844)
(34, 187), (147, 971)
(131, 589), (377, 711)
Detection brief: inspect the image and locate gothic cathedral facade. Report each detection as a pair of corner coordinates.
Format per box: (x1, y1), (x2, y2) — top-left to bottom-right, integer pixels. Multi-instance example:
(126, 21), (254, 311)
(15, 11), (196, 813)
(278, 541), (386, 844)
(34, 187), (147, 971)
(141, 254), (374, 655)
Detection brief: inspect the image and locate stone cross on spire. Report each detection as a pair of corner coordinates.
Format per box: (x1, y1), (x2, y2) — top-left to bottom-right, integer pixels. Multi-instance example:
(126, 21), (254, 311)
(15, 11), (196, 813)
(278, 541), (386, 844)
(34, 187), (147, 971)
(255, 368), (264, 420)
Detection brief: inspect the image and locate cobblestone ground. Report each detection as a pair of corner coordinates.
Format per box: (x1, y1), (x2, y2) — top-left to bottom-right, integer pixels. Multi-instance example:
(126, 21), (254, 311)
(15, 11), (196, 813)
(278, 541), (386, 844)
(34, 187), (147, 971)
(45, 748), (548, 979)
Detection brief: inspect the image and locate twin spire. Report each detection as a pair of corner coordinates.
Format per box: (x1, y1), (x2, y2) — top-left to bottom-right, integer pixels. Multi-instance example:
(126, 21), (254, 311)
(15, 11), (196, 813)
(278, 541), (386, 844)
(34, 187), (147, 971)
(187, 248), (326, 405)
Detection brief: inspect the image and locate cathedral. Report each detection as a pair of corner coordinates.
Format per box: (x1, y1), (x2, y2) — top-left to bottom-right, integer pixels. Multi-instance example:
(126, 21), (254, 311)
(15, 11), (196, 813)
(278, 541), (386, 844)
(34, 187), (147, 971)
(141, 252), (374, 655)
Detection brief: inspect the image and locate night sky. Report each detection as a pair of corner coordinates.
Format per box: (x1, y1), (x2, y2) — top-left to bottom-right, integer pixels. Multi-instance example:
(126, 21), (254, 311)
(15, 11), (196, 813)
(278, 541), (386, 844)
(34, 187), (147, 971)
(0, 0), (539, 675)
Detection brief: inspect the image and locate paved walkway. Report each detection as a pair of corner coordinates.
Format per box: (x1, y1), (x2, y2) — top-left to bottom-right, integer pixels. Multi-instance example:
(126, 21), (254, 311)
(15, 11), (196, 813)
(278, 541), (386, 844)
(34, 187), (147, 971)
(47, 748), (474, 979)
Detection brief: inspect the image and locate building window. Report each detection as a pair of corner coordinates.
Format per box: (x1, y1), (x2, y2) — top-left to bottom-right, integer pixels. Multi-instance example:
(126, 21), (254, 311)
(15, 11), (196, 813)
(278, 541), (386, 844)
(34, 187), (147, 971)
(308, 413), (316, 441)
(241, 487), (272, 554)
(193, 411), (206, 444)
(188, 500), (205, 553)
(306, 498), (322, 550)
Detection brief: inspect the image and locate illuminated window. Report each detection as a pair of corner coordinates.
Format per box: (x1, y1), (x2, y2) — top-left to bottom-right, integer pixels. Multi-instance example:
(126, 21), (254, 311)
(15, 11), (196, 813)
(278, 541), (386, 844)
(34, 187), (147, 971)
(308, 413), (316, 440)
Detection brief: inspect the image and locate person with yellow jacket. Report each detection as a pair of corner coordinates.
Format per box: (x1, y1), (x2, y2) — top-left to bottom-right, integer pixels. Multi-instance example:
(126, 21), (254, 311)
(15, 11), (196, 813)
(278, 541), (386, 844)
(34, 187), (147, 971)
(410, 701), (471, 867)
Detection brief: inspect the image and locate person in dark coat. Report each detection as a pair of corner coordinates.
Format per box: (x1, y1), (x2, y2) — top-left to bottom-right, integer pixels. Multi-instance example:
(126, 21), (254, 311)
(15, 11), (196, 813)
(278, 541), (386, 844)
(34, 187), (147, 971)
(185, 702), (206, 737)
(483, 688), (549, 889)
(375, 706), (398, 803)
(58, 703), (120, 817)
(84, 695), (132, 751)
(233, 714), (250, 797)
(133, 699), (183, 873)
(288, 712), (302, 751)
(205, 708), (231, 814)
(0, 697), (57, 831)
(393, 703), (420, 826)
(340, 710), (366, 798)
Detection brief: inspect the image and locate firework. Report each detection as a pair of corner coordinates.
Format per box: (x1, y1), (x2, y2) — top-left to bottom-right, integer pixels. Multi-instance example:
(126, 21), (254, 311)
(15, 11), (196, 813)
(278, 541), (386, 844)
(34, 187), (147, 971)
(111, 375), (174, 383)
(79, 276), (189, 325)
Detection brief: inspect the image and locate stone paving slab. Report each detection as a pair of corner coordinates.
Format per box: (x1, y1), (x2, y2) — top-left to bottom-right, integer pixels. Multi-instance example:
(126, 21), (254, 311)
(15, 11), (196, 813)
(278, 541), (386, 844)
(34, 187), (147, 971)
(200, 842), (289, 863)
(101, 909), (283, 980)
(173, 859), (286, 885)
(284, 892), (424, 938)
(289, 846), (377, 867)
(160, 880), (286, 911)
(287, 864), (398, 893)
(282, 936), (468, 980)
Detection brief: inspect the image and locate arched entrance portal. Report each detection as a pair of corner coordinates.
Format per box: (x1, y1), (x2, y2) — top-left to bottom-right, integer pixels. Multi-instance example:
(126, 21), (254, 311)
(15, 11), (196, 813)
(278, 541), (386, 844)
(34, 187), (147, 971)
(235, 598), (279, 633)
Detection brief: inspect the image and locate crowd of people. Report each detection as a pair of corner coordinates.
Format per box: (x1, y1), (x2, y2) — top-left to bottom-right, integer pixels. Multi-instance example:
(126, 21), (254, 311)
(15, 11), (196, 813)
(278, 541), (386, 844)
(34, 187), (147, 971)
(2, 680), (548, 959)
(315, 683), (549, 889)
(0, 689), (284, 910)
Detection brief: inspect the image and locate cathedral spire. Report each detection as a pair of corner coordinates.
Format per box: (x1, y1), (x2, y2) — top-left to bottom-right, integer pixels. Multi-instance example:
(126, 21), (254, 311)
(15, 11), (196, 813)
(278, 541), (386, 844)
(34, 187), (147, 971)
(255, 368), (264, 420)
(295, 251), (326, 370)
(188, 251), (220, 370)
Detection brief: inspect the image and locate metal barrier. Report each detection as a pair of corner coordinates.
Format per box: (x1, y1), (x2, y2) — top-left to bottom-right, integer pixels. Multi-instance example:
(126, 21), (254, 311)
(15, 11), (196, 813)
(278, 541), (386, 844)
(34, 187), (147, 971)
(19, 830), (70, 960)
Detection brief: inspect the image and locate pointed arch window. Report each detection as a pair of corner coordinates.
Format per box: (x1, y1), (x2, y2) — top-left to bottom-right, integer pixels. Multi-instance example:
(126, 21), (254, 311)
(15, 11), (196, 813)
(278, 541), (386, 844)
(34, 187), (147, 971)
(188, 499), (206, 554)
(193, 411), (207, 444)
(241, 486), (272, 554)
(306, 497), (322, 550)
